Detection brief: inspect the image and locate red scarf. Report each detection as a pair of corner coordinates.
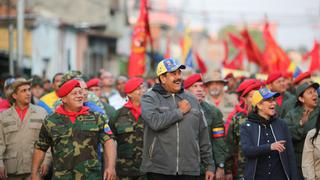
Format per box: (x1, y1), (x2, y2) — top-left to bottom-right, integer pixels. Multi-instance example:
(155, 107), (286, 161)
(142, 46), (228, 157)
(124, 100), (141, 122)
(224, 100), (248, 136)
(15, 105), (29, 121)
(55, 105), (89, 124)
(276, 95), (283, 106)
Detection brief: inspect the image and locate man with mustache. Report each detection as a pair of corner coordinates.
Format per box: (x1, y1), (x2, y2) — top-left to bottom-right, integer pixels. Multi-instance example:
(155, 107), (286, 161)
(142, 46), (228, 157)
(204, 71), (238, 123)
(31, 79), (117, 180)
(140, 58), (215, 180)
(0, 78), (51, 179)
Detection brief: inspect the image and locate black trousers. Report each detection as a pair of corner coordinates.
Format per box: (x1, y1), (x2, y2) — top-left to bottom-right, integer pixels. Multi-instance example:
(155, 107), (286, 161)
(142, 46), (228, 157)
(147, 172), (200, 180)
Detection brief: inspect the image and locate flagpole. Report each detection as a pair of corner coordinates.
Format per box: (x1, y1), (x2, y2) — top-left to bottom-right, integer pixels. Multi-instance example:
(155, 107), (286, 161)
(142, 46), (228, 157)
(146, 3), (155, 74)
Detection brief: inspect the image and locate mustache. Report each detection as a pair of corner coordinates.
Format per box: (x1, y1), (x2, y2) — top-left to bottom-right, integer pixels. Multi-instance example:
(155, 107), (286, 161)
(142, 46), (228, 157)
(173, 79), (182, 83)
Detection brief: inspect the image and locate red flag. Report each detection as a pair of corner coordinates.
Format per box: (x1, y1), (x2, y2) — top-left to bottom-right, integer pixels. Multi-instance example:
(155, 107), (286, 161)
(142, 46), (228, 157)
(240, 29), (268, 72)
(164, 36), (171, 58)
(228, 33), (245, 49)
(303, 40), (320, 72)
(222, 40), (229, 65)
(128, 0), (151, 77)
(224, 51), (244, 70)
(194, 51), (207, 74)
(263, 22), (291, 73)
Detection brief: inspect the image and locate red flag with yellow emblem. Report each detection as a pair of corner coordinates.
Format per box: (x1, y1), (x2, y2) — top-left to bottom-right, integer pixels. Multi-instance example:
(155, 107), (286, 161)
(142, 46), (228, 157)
(128, 0), (151, 77)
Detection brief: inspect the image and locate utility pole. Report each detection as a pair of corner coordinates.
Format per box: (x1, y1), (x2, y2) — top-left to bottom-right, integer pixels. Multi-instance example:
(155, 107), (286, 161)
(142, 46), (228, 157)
(9, 24), (14, 75)
(16, 0), (24, 75)
(7, 0), (14, 75)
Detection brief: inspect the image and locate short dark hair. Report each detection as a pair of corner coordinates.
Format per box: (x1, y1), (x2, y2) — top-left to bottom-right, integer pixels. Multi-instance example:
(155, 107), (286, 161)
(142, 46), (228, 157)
(52, 73), (63, 83)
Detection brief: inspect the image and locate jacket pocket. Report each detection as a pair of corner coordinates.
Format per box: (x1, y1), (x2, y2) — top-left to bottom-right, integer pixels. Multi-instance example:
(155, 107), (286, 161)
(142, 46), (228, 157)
(29, 121), (43, 139)
(51, 125), (69, 144)
(149, 137), (157, 159)
(3, 124), (18, 145)
(115, 122), (134, 134)
(4, 151), (17, 174)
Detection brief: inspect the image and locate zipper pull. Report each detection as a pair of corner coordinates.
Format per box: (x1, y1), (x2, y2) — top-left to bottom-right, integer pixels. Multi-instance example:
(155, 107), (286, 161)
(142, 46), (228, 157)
(172, 94), (177, 107)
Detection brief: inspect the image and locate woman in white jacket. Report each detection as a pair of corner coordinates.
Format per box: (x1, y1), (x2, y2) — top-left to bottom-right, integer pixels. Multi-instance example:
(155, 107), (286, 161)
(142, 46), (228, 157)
(302, 114), (320, 180)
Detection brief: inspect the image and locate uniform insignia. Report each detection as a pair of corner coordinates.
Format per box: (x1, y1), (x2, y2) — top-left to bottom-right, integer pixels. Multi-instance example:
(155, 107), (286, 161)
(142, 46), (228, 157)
(104, 124), (113, 135)
(246, 123), (251, 127)
(212, 127), (224, 138)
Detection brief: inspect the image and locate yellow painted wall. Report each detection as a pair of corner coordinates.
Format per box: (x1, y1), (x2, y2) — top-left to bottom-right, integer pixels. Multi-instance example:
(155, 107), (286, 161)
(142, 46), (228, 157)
(0, 28), (32, 57)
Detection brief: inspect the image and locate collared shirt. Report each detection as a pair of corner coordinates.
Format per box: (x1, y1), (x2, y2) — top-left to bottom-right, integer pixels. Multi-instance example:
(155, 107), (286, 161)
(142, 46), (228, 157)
(14, 105), (29, 121)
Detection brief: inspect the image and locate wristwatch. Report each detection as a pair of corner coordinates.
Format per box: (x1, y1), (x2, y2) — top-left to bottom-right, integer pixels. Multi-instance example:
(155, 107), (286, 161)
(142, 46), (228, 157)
(217, 163), (224, 168)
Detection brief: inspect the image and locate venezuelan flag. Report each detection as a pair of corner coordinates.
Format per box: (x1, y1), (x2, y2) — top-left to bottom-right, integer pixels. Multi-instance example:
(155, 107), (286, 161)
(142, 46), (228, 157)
(181, 28), (193, 66)
(287, 62), (302, 78)
(212, 127), (225, 138)
(104, 124), (113, 135)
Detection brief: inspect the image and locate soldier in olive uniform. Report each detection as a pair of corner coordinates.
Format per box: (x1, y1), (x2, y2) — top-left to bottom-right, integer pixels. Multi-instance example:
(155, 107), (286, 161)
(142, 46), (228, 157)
(225, 81), (262, 180)
(110, 77), (146, 180)
(31, 79), (117, 180)
(285, 82), (320, 179)
(184, 74), (226, 180)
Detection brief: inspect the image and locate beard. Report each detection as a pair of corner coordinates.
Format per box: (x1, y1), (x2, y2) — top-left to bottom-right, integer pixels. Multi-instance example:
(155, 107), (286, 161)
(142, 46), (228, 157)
(209, 89), (221, 96)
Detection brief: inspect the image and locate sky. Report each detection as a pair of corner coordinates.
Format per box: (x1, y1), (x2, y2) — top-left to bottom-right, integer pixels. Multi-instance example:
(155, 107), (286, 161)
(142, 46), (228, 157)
(167, 0), (320, 49)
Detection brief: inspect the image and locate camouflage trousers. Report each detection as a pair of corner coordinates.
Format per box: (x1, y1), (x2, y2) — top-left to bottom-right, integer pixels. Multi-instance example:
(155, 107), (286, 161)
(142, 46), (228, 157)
(52, 171), (101, 180)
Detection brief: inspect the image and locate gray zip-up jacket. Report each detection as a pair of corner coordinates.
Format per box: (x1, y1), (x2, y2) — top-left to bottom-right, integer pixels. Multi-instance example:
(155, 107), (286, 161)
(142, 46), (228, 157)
(140, 84), (215, 176)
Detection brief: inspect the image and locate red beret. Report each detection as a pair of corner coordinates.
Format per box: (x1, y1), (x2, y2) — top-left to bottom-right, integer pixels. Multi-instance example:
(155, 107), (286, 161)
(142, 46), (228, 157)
(224, 73), (234, 80)
(265, 72), (282, 84)
(125, 77), (144, 94)
(236, 79), (257, 93)
(293, 71), (311, 85)
(283, 72), (293, 78)
(86, 78), (100, 89)
(241, 81), (262, 97)
(184, 73), (202, 89)
(57, 79), (80, 98)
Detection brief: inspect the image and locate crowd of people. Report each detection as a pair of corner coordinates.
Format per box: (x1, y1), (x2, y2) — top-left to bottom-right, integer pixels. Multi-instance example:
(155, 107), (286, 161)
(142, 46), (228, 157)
(0, 57), (319, 180)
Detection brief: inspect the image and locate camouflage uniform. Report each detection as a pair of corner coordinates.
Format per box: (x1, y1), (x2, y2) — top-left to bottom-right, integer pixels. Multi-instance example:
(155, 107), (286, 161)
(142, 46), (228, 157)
(35, 111), (113, 180)
(102, 102), (116, 122)
(110, 107), (145, 180)
(200, 101), (226, 174)
(225, 111), (247, 179)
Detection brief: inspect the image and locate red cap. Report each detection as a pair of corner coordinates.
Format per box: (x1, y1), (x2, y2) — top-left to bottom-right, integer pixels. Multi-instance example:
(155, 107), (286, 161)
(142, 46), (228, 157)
(241, 81), (262, 97)
(86, 78), (100, 89)
(124, 77), (144, 94)
(57, 79), (80, 98)
(293, 71), (311, 85)
(265, 72), (282, 84)
(236, 79), (257, 93)
(184, 74), (202, 89)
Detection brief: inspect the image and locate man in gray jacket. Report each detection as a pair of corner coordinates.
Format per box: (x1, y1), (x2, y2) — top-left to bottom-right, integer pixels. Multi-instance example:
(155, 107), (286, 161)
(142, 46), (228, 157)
(141, 58), (215, 180)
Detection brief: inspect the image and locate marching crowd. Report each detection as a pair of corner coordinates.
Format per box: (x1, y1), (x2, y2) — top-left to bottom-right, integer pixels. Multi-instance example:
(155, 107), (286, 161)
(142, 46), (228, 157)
(0, 58), (319, 180)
